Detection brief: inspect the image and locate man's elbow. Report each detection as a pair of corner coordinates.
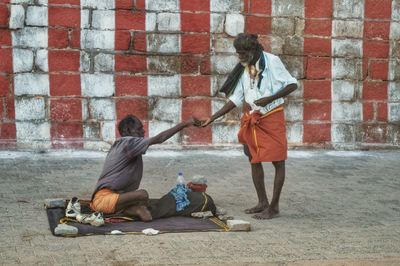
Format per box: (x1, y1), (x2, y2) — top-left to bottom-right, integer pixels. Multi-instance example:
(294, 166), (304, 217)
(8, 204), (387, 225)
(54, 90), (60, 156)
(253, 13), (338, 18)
(289, 83), (298, 93)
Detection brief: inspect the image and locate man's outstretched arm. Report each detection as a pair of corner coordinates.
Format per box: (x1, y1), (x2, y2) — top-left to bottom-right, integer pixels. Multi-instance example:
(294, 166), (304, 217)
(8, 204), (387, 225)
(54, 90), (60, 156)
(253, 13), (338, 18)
(148, 118), (197, 146)
(200, 100), (236, 127)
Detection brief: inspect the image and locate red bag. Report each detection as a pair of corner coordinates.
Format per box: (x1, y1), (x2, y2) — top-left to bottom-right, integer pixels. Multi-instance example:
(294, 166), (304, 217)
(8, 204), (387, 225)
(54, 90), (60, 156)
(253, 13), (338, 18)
(187, 182), (207, 192)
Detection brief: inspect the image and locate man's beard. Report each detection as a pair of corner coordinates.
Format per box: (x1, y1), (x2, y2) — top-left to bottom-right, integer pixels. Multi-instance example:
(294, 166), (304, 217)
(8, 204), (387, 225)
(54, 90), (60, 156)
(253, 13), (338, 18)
(239, 52), (255, 67)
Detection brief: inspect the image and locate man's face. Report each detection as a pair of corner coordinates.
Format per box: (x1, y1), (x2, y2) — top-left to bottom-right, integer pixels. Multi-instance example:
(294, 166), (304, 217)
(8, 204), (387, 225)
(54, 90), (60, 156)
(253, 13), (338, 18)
(131, 123), (145, 138)
(236, 49), (255, 66)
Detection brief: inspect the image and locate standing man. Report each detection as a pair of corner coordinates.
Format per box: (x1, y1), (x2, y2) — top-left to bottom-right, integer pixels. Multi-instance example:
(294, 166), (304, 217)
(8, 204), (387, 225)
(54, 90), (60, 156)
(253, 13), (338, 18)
(201, 33), (298, 219)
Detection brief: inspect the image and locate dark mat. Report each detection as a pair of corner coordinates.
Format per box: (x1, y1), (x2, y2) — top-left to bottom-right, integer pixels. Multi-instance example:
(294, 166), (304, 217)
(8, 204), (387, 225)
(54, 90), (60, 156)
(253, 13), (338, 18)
(46, 198), (228, 236)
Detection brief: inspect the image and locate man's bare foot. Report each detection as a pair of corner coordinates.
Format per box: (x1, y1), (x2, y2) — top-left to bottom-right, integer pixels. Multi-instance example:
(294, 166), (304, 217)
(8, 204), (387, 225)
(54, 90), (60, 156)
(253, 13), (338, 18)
(244, 203), (268, 214)
(252, 208), (279, 220)
(135, 189), (150, 201)
(127, 205), (152, 222)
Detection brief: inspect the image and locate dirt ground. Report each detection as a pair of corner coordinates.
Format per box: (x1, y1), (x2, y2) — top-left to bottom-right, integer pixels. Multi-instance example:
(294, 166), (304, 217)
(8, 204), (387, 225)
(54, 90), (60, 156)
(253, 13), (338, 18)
(0, 149), (399, 265)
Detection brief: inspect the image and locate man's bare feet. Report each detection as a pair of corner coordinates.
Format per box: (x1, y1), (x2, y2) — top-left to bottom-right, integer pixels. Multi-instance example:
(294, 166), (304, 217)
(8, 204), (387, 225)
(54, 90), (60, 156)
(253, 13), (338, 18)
(252, 208), (279, 220)
(244, 203), (268, 214)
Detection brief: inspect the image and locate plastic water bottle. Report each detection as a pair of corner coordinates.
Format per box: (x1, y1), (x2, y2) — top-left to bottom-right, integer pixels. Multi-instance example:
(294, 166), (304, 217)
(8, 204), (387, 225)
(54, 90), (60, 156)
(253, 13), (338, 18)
(177, 171), (185, 185)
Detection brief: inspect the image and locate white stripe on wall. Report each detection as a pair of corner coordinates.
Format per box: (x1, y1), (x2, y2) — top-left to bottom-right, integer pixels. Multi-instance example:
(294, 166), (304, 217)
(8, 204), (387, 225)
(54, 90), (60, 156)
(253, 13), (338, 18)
(146, 0), (182, 144)
(11, 0), (50, 149)
(210, 0), (242, 144)
(331, 0), (364, 147)
(80, 0), (116, 150)
(388, 0), (400, 123)
(272, 0), (304, 144)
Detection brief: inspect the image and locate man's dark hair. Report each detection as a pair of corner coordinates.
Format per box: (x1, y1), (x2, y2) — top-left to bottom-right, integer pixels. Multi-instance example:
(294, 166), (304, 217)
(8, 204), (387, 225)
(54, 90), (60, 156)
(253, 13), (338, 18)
(219, 33), (264, 97)
(234, 33), (260, 51)
(118, 115), (142, 137)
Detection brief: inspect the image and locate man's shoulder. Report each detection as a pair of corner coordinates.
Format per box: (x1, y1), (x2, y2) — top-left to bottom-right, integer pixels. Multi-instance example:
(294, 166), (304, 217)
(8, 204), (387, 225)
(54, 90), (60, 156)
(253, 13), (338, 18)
(118, 137), (151, 150)
(119, 136), (144, 141)
(262, 51), (280, 61)
(110, 137), (134, 149)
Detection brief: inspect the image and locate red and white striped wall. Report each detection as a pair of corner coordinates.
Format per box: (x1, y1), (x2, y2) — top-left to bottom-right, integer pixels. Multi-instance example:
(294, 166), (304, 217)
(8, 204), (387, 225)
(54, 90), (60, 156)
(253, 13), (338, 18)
(1, 0), (399, 150)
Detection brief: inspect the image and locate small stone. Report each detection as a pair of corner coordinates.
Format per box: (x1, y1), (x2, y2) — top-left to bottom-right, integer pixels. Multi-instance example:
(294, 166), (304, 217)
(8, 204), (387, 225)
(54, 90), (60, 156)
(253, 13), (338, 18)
(227, 219), (251, 231)
(142, 228), (159, 236)
(191, 211), (213, 218)
(217, 215), (234, 221)
(54, 224), (78, 236)
(110, 230), (125, 235)
(44, 198), (66, 208)
(215, 206), (226, 215)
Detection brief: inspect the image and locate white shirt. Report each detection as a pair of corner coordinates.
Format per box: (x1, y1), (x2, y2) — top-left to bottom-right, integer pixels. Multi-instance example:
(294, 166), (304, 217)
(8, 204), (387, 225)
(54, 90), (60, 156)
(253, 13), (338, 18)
(229, 52), (297, 114)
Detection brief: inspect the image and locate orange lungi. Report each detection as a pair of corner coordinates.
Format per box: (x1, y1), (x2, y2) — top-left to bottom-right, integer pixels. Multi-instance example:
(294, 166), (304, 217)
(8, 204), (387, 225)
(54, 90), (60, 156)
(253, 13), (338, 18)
(89, 188), (120, 214)
(238, 106), (287, 163)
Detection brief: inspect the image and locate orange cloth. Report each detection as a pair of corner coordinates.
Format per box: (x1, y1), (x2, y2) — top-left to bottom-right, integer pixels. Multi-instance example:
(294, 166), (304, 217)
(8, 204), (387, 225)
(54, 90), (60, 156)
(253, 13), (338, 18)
(89, 188), (120, 214)
(238, 106), (287, 163)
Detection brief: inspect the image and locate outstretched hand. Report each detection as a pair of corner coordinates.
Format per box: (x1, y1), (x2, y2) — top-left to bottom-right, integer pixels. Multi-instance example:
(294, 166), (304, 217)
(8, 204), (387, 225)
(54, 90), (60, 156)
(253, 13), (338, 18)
(194, 118), (212, 127)
(185, 117), (202, 127)
(193, 118), (203, 127)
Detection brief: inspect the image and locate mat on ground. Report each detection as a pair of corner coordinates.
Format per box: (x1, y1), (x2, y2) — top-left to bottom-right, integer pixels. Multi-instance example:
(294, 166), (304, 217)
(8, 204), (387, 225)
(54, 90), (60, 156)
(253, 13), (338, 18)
(45, 195), (230, 237)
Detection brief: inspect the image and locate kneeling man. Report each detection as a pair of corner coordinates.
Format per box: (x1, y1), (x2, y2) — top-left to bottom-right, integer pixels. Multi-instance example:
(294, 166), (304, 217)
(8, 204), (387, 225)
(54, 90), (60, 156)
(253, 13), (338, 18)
(90, 115), (198, 221)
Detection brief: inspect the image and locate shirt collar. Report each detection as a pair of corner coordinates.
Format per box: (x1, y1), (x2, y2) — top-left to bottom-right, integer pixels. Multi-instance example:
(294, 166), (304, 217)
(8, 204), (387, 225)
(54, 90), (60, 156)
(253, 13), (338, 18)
(254, 52), (267, 72)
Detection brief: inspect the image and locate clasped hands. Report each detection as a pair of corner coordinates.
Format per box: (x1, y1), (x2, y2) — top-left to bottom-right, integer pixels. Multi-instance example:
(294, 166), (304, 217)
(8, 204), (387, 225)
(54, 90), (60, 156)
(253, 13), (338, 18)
(185, 96), (273, 128)
(185, 117), (213, 128)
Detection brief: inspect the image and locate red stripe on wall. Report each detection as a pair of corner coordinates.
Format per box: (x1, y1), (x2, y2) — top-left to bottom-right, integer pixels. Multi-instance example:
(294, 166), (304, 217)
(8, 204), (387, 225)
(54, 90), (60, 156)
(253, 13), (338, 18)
(48, 0), (82, 148)
(243, 0), (272, 87)
(115, 0), (148, 138)
(181, 1), (212, 144)
(362, 0), (392, 143)
(303, 0), (332, 145)
(244, 0), (272, 45)
(0, 3), (16, 148)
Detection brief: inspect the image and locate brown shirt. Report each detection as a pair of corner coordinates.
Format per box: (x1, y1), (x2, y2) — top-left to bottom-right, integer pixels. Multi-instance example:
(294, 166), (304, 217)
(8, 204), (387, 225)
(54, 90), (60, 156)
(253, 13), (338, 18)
(92, 137), (150, 198)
